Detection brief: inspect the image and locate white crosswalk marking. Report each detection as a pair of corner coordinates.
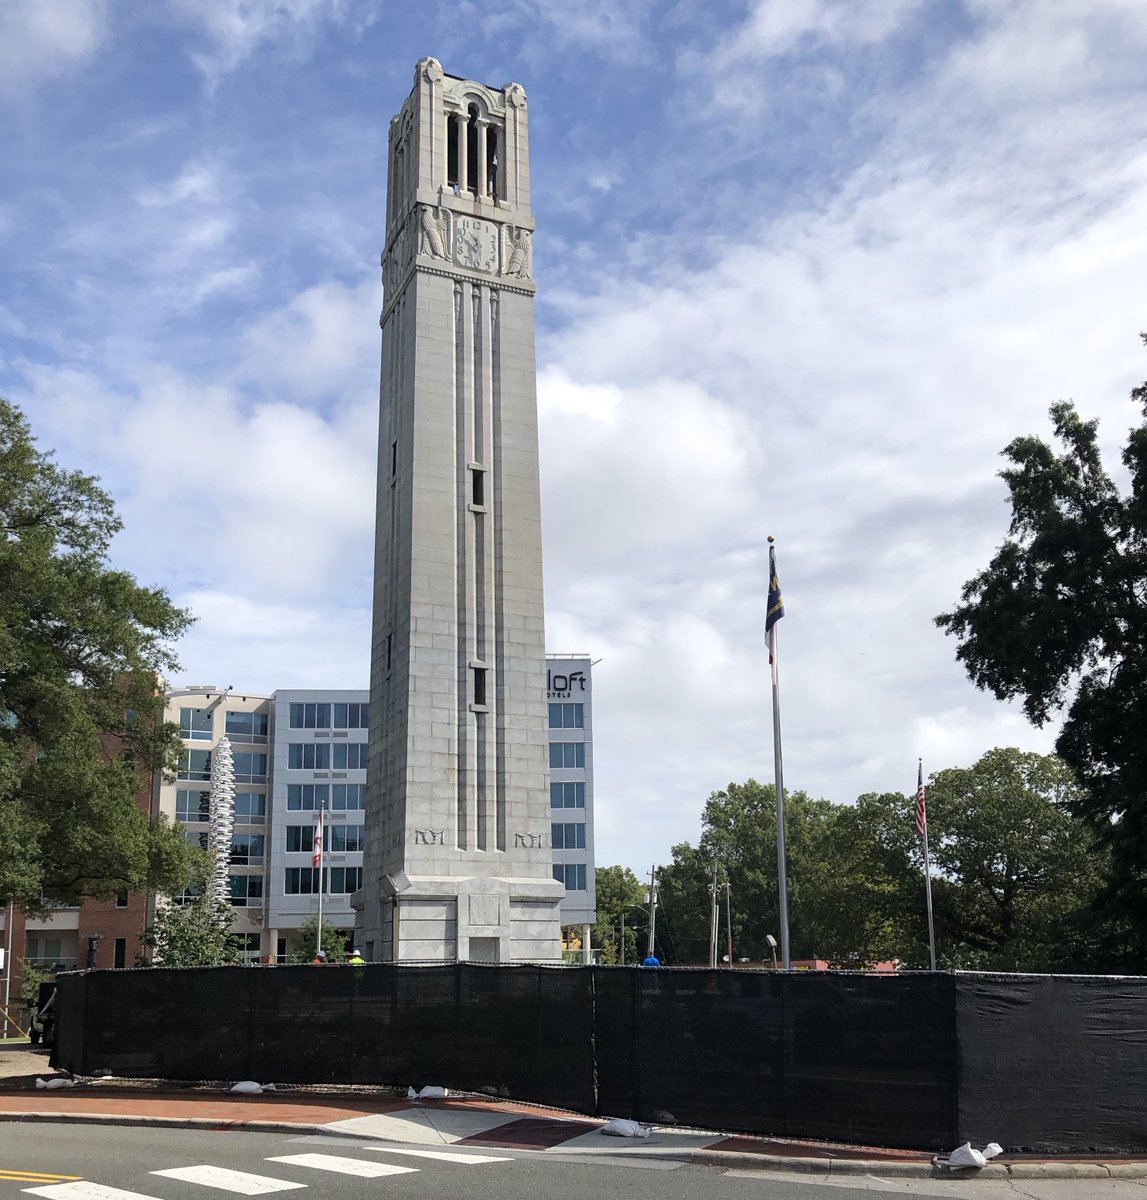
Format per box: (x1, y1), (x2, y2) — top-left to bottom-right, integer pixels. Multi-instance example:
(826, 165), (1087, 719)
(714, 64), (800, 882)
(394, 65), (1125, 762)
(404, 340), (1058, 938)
(25, 1185), (165, 1200)
(265, 1156), (419, 1179)
(361, 1148), (512, 1164)
(151, 1166), (306, 1194)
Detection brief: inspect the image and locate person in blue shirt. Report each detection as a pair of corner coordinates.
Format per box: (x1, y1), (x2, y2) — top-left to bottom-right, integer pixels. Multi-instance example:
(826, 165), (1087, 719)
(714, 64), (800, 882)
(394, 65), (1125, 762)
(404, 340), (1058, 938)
(642, 954), (660, 967)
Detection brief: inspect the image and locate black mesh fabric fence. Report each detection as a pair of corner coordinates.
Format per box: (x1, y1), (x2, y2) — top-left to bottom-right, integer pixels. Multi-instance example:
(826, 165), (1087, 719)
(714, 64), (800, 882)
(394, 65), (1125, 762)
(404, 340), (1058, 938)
(955, 973), (1147, 1153)
(50, 965), (1147, 1151)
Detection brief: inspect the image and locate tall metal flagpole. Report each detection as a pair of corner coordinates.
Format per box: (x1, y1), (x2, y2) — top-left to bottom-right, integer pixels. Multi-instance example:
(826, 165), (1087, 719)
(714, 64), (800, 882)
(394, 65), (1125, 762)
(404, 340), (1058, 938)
(917, 759), (937, 971)
(766, 536), (791, 969)
(314, 800), (325, 957)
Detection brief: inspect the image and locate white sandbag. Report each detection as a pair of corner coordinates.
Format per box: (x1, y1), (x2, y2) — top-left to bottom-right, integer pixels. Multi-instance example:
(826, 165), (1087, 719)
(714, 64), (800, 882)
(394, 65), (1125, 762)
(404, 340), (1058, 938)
(982, 1142), (1003, 1160)
(600, 1118), (651, 1138)
(229, 1081), (266, 1094)
(947, 1142), (987, 1167)
(417, 1085), (449, 1099)
(35, 1077), (77, 1089)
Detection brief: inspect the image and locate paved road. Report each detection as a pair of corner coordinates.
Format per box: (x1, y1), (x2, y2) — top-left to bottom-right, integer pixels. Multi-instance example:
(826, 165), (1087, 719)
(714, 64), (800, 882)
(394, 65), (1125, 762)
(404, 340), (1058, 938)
(3, 1124), (1147, 1200)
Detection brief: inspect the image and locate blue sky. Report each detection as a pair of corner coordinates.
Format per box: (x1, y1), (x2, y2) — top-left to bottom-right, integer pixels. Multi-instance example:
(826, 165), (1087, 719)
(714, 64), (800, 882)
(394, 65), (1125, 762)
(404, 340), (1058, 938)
(4, 0), (1147, 877)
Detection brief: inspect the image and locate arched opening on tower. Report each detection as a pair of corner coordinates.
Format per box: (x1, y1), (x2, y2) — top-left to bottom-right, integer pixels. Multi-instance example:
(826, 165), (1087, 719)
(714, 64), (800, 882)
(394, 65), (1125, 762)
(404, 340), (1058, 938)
(486, 126), (499, 201)
(447, 113), (460, 190)
(466, 104), (480, 196)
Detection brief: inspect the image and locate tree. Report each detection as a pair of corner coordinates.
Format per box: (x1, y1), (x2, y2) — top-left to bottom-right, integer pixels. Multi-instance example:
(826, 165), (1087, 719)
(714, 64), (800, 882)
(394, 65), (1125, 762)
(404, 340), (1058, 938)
(290, 915), (349, 963)
(141, 896), (238, 967)
(936, 345), (1147, 965)
(591, 865), (646, 964)
(0, 398), (198, 909)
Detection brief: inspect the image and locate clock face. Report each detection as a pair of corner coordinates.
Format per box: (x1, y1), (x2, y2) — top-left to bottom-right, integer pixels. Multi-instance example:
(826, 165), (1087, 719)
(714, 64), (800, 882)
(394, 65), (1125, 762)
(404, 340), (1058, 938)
(454, 217), (497, 272)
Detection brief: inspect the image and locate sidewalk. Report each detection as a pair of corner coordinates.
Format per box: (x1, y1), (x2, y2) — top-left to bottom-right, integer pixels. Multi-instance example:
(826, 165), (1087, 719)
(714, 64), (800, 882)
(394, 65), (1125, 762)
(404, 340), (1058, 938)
(2, 1050), (1145, 1180)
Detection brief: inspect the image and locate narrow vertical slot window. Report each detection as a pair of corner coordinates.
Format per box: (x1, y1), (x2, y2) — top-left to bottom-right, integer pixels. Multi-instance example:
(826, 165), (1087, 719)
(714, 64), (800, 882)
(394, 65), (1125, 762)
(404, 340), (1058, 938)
(471, 466), (485, 507)
(386, 633), (393, 671)
(473, 667), (487, 707)
(447, 113), (460, 189)
(487, 127), (499, 200)
(390, 440), (398, 479)
(466, 105), (480, 195)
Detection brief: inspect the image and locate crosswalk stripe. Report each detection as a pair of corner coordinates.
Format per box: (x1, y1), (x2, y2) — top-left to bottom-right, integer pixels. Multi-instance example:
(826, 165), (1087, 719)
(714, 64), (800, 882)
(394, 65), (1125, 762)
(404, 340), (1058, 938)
(151, 1166), (306, 1194)
(361, 1148), (513, 1164)
(265, 1155), (419, 1179)
(24, 1183), (164, 1200)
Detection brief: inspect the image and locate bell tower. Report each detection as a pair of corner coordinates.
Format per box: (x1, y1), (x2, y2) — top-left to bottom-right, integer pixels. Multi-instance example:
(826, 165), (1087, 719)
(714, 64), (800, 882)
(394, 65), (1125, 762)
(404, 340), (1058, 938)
(354, 58), (564, 962)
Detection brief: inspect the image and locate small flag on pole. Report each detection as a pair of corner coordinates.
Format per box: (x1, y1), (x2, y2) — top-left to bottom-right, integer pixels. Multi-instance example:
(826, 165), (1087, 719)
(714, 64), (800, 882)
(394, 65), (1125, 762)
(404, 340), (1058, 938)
(765, 541), (785, 666)
(916, 760), (927, 838)
(312, 805), (324, 869)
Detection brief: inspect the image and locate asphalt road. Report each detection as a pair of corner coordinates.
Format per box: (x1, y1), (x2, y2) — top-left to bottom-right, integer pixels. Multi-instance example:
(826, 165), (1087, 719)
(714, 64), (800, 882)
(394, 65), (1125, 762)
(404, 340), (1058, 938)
(2, 1124), (1146, 1200)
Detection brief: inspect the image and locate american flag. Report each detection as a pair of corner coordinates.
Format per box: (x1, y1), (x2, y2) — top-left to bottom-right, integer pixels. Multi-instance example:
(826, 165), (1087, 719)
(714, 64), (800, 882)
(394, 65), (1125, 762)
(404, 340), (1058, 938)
(916, 760), (927, 838)
(312, 805), (324, 869)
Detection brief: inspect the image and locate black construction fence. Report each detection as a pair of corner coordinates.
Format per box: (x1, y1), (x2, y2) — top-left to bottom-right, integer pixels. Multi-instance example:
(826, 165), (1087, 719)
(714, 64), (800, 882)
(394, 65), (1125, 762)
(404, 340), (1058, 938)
(50, 965), (1147, 1153)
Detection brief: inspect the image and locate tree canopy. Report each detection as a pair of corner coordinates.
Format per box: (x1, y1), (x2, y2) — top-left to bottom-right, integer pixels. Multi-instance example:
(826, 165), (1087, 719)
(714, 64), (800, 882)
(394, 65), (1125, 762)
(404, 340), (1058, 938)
(591, 865), (646, 964)
(0, 397), (199, 909)
(936, 341), (1147, 965)
(142, 896), (239, 967)
(656, 752), (1112, 971)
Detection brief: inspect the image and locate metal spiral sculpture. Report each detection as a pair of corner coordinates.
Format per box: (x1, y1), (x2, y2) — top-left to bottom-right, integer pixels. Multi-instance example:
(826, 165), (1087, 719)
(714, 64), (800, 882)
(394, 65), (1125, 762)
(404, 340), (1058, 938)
(207, 735), (236, 904)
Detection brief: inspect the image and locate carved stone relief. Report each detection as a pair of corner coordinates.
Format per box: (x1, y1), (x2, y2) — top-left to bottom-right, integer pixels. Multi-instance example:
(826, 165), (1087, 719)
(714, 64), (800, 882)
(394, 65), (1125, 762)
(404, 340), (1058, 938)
(419, 205), (450, 260)
(501, 225), (532, 280)
(417, 56), (444, 84)
(514, 831), (543, 849)
(414, 828), (445, 845)
(504, 82), (527, 109)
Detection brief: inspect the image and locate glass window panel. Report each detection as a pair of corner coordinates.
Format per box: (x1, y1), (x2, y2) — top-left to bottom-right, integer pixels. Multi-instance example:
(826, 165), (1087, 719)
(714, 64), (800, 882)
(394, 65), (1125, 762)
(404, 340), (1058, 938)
(179, 707), (213, 741)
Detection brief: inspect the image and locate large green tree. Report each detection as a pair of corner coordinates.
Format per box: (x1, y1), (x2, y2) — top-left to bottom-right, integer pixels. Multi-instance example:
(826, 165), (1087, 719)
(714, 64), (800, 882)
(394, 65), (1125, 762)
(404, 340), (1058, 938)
(936, 345), (1147, 965)
(592, 865), (646, 964)
(141, 896), (238, 967)
(0, 398), (199, 909)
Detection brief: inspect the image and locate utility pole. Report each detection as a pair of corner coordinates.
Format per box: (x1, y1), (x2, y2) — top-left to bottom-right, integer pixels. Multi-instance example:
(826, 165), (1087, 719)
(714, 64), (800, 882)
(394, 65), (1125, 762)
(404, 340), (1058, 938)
(645, 866), (658, 960)
(708, 863), (719, 968)
(724, 880), (733, 965)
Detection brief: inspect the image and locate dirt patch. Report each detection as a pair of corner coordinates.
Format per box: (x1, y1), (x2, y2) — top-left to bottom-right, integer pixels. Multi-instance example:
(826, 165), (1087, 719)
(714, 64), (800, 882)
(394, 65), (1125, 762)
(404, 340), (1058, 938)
(0, 1043), (53, 1081)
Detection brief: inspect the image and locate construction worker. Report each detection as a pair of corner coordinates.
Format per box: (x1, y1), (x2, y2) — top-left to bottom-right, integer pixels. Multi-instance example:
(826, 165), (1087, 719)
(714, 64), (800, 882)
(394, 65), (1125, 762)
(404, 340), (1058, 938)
(346, 948), (365, 966)
(312, 949), (328, 965)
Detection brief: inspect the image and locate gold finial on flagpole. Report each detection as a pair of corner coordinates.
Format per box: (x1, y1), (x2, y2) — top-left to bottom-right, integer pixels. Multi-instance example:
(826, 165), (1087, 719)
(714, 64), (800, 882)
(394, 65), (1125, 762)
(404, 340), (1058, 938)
(767, 535), (775, 544)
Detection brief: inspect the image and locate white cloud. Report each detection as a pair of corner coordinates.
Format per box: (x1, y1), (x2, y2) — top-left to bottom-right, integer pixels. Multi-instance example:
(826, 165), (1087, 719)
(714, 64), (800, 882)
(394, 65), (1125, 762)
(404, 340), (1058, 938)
(0, 0), (109, 94)
(166, 0), (384, 79)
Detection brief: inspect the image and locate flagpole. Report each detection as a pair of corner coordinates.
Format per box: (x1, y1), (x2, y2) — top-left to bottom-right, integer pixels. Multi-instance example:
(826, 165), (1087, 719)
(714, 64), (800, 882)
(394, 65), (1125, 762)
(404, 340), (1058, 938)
(766, 536), (791, 970)
(315, 800), (325, 957)
(918, 758), (937, 971)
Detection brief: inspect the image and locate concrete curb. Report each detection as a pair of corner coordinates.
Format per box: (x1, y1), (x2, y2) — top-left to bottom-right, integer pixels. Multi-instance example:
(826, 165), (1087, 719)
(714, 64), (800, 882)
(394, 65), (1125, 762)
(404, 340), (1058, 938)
(4, 1110), (1147, 1179)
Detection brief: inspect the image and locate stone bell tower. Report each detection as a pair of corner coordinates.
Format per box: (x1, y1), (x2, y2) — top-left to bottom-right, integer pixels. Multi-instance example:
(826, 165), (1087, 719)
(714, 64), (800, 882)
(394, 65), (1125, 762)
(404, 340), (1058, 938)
(354, 58), (564, 962)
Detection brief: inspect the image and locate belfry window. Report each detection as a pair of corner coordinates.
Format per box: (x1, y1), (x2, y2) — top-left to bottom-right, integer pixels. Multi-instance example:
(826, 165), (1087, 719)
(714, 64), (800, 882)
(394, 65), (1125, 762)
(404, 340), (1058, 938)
(465, 105), (480, 196)
(486, 126), (499, 201)
(447, 113), (460, 190)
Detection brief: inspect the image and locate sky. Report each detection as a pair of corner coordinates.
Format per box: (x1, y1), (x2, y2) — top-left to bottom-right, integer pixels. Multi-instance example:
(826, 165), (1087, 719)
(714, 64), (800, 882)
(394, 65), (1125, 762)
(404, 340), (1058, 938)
(4, 0), (1147, 878)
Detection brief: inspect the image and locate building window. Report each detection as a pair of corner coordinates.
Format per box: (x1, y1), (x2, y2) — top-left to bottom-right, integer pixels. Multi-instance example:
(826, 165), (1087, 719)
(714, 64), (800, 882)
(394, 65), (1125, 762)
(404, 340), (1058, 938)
(333, 703), (369, 729)
(332, 743), (368, 770)
(231, 933), (262, 964)
(179, 707), (213, 741)
(331, 784), (364, 810)
(226, 710), (268, 742)
(113, 938), (127, 969)
(551, 822), (586, 850)
(230, 833), (265, 865)
(183, 829), (209, 850)
(115, 890), (129, 908)
(550, 782), (585, 809)
(284, 867), (362, 895)
(175, 789), (211, 822)
(228, 874), (263, 907)
(172, 883), (203, 906)
(288, 743), (330, 770)
(549, 742), (585, 769)
(289, 703), (331, 729)
(287, 784), (328, 811)
(553, 863), (587, 891)
(473, 667), (487, 707)
(548, 703), (584, 729)
(471, 467), (485, 506)
(178, 750), (212, 782)
(287, 824), (365, 853)
(233, 752), (268, 782)
(235, 792), (266, 822)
